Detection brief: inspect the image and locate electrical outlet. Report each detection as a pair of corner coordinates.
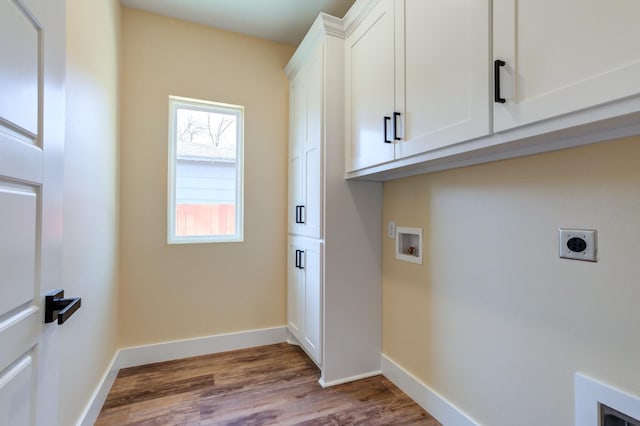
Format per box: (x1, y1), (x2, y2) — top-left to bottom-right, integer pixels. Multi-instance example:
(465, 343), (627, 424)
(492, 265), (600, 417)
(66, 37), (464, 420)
(559, 229), (597, 262)
(387, 221), (396, 239)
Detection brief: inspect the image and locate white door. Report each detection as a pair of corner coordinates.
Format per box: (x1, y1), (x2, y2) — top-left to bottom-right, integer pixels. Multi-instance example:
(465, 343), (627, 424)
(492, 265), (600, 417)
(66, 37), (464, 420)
(396, 0), (490, 158)
(0, 0), (65, 424)
(345, 0), (395, 172)
(493, 0), (640, 132)
(301, 44), (323, 239)
(288, 73), (304, 235)
(287, 237), (304, 340)
(301, 238), (322, 365)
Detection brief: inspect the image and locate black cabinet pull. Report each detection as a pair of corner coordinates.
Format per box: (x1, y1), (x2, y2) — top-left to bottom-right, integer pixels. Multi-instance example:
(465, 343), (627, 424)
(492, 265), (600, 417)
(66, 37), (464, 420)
(295, 205), (306, 224)
(299, 205), (305, 224)
(294, 250), (305, 269)
(393, 112), (401, 140)
(45, 289), (81, 325)
(494, 59), (506, 103)
(383, 116), (391, 143)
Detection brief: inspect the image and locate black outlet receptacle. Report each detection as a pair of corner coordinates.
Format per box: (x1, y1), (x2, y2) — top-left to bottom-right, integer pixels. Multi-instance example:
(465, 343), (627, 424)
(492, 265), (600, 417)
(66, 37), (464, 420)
(567, 237), (587, 252)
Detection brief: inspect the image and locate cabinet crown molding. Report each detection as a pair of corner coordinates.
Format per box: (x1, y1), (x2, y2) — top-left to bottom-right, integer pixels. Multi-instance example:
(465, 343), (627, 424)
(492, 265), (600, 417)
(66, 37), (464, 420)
(285, 13), (344, 78)
(342, 0), (381, 38)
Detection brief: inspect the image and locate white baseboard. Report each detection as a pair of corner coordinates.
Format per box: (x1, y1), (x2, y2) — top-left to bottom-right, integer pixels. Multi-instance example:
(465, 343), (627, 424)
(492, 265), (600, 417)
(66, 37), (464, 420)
(319, 370), (382, 388)
(115, 326), (288, 369)
(78, 352), (119, 426)
(77, 326), (288, 425)
(381, 354), (479, 426)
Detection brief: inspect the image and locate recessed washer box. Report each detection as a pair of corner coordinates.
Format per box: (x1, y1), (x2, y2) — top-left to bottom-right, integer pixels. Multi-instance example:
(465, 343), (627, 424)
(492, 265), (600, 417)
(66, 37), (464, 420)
(396, 227), (423, 264)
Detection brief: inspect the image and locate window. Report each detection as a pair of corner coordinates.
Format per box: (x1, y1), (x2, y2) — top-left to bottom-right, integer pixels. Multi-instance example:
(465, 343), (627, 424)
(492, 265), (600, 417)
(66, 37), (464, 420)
(168, 96), (244, 243)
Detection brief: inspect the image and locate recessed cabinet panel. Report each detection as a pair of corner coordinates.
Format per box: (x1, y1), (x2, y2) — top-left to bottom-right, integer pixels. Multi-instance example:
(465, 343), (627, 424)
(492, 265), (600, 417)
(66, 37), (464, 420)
(494, 0), (640, 132)
(397, 0), (490, 158)
(346, 0), (395, 171)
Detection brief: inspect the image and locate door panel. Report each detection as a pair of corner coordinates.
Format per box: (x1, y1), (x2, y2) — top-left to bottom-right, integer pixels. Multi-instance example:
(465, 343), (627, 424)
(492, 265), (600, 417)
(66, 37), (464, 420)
(287, 238), (303, 339)
(302, 44), (323, 239)
(397, 0), (490, 158)
(0, 0), (39, 136)
(0, 0), (64, 424)
(303, 240), (322, 364)
(494, 0), (640, 131)
(288, 74), (304, 235)
(0, 184), (37, 316)
(346, 0), (395, 171)
(0, 356), (33, 426)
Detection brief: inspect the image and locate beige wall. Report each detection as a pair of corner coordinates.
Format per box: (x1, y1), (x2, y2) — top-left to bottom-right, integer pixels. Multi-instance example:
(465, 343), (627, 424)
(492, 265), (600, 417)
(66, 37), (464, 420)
(383, 137), (640, 426)
(61, 0), (121, 424)
(119, 8), (294, 346)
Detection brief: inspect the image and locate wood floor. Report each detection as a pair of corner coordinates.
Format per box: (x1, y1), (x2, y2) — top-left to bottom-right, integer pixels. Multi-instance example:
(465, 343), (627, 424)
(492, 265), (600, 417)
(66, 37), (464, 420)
(96, 343), (440, 425)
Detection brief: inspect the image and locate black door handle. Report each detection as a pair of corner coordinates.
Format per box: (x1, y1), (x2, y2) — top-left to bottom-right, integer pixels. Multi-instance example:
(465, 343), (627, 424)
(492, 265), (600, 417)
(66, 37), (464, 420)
(494, 59), (506, 103)
(393, 112), (401, 140)
(299, 205), (305, 224)
(383, 116), (391, 143)
(45, 289), (81, 324)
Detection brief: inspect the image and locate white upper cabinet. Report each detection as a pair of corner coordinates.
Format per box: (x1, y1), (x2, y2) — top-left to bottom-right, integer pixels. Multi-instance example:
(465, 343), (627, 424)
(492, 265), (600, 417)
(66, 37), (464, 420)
(345, 0), (396, 172)
(493, 0), (640, 132)
(345, 0), (491, 172)
(288, 44), (323, 238)
(396, 0), (490, 159)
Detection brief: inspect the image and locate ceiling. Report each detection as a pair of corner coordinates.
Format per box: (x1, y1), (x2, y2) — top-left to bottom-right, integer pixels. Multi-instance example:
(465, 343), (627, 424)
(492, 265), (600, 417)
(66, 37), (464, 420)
(121, 0), (356, 45)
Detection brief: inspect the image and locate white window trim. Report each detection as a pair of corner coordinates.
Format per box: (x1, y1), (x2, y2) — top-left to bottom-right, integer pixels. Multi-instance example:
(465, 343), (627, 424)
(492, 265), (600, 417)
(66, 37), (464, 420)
(167, 95), (244, 244)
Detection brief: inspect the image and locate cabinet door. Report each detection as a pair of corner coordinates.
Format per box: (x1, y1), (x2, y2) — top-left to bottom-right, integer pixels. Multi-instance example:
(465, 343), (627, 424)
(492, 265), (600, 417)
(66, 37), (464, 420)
(288, 74), (304, 235)
(287, 238), (304, 341)
(301, 239), (322, 364)
(494, 0), (640, 132)
(396, 0), (490, 159)
(345, 0), (395, 171)
(287, 236), (323, 365)
(302, 45), (323, 239)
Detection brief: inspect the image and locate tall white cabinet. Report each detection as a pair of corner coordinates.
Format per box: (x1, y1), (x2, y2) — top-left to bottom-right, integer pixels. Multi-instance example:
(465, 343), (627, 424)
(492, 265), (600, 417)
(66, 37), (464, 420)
(286, 14), (383, 386)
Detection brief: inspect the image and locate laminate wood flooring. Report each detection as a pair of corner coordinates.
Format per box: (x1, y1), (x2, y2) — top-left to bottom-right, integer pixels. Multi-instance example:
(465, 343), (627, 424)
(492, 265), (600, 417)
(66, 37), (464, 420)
(96, 343), (440, 425)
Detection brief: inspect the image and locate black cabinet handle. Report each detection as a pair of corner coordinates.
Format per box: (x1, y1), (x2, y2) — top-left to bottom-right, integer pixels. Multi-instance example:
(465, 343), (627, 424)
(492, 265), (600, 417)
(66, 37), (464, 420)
(494, 59), (506, 103)
(294, 250), (305, 269)
(45, 289), (81, 325)
(383, 116), (391, 143)
(299, 205), (305, 224)
(295, 206), (306, 224)
(393, 112), (401, 140)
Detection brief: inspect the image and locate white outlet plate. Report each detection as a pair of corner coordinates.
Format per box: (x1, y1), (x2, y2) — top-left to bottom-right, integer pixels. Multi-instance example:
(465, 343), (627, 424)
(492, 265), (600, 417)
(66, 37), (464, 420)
(559, 228), (597, 262)
(387, 221), (396, 239)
